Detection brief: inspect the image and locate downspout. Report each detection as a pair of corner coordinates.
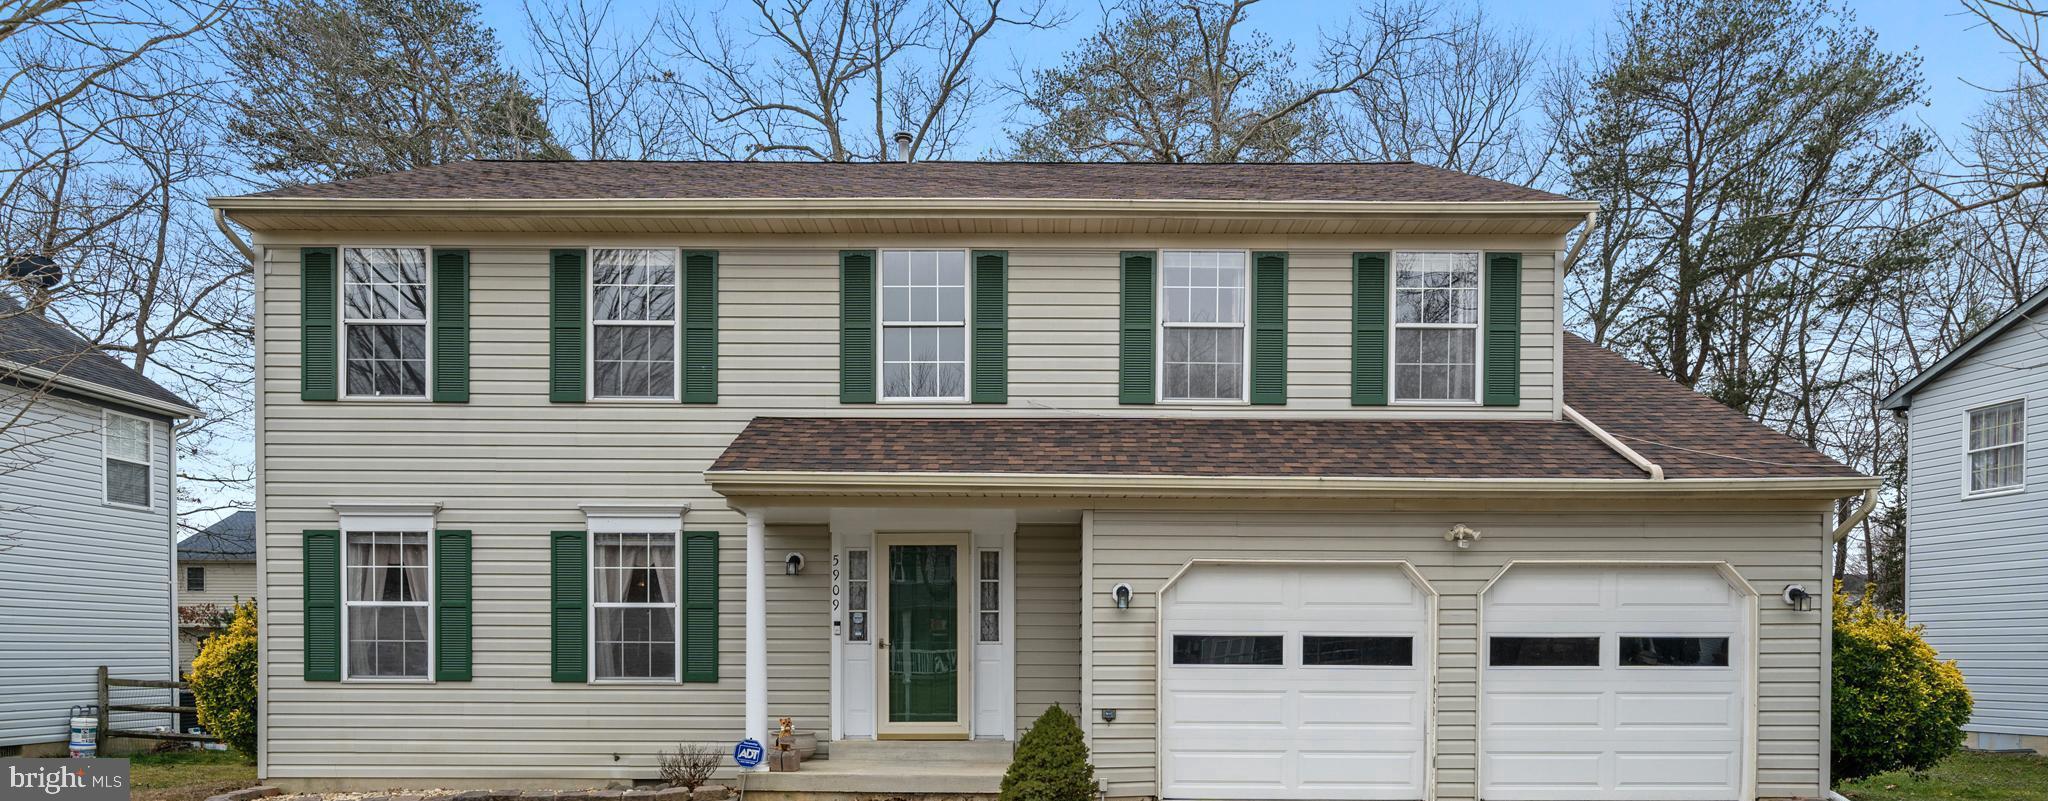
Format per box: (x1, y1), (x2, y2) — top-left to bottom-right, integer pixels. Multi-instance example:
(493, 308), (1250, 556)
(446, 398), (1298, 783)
(1830, 488), (1878, 543)
(1563, 404), (1663, 480)
(1558, 210), (1599, 275)
(214, 210), (257, 263)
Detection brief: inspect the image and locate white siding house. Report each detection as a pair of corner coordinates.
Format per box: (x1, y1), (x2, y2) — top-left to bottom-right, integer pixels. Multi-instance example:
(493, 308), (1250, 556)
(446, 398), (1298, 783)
(1883, 286), (2048, 754)
(0, 290), (200, 753)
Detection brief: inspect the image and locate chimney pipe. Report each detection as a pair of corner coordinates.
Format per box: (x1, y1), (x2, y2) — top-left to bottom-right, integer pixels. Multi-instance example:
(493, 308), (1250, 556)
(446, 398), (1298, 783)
(892, 131), (914, 163)
(2, 253), (61, 316)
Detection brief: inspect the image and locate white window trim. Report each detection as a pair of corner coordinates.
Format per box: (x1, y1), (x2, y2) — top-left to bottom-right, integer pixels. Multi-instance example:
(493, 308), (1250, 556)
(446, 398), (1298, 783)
(1962, 397), (2027, 499)
(101, 409), (153, 510)
(585, 246), (683, 402)
(186, 566), (206, 593)
(876, 248), (973, 404)
(336, 506), (437, 683)
(337, 245), (434, 401)
(1155, 249), (1252, 405)
(581, 504), (684, 684)
(1388, 250), (1486, 407)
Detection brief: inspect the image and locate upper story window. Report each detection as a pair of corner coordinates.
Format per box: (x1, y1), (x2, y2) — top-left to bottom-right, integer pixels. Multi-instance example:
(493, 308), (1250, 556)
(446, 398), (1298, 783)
(341, 247), (429, 398)
(103, 410), (151, 508)
(1966, 399), (2026, 496)
(1160, 250), (1247, 402)
(592, 531), (680, 681)
(880, 250), (968, 401)
(344, 529), (431, 679)
(591, 248), (679, 400)
(1393, 252), (1481, 403)
(186, 566), (206, 592)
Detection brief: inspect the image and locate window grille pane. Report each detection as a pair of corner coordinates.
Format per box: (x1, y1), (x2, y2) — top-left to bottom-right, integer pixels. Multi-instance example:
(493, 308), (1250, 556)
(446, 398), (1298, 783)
(980, 612), (1000, 643)
(593, 325), (677, 398)
(1172, 634), (1282, 665)
(1393, 328), (1477, 402)
(345, 324), (427, 396)
(347, 603), (429, 678)
(879, 252), (969, 400)
(1162, 327), (1244, 401)
(1303, 635), (1412, 666)
(848, 549), (869, 580)
(980, 550), (999, 581)
(591, 250), (677, 322)
(186, 567), (205, 592)
(1488, 636), (1599, 667)
(596, 607), (677, 679)
(1619, 636), (1731, 667)
(342, 248), (427, 320)
(106, 415), (150, 462)
(106, 460), (149, 506)
(1161, 251), (1246, 324)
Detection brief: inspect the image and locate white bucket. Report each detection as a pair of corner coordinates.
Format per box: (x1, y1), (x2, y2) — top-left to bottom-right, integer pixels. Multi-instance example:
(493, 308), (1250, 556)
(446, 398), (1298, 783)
(68, 715), (98, 758)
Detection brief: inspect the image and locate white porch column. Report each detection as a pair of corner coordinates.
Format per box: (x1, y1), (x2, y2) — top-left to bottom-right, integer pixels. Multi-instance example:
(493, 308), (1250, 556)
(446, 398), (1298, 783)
(744, 508), (768, 768)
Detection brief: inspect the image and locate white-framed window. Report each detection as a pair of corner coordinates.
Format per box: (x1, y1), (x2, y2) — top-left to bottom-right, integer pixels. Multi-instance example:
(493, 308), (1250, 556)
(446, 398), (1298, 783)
(589, 248), (680, 400)
(1392, 251), (1482, 403)
(879, 249), (969, 401)
(186, 566), (206, 592)
(1966, 399), (2026, 496)
(976, 549), (1001, 644)
(591, 532), (681, 681)
(845, 548), (870, 642)
(341, 246), (431, 398)
(342, 529), (432, 680)
(102, 410), (152, 508)
(1159, 250), (1248, 402)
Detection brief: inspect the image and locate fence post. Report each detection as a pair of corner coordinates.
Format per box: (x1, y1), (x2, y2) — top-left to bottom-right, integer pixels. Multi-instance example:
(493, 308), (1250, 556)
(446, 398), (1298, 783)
(95, 665), (108, 750)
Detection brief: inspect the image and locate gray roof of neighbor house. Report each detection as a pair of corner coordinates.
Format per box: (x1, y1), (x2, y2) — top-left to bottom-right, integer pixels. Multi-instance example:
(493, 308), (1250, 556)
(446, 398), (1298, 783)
(233, 160), (1576, 203)
(0, 291), (198, 416)
(1881, 283), (2048, 411)
(178, 510), (254, 562)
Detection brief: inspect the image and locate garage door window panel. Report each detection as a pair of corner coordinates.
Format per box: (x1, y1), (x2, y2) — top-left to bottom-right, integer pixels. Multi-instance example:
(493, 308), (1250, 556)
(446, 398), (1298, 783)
(1619, 636), (1731, 667)
(1172, 634), (1282, 666)
(1301, 635), (1412, 667)
(1489, 635), (1600, 667)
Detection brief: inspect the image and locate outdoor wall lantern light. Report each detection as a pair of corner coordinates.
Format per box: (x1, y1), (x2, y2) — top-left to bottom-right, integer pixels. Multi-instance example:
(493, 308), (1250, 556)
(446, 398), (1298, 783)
(1782, 584), (1813, 611)
(1445, 523), (1482, 549)
(1112, 583), (1133, 610)
(785, 552), (805, 575)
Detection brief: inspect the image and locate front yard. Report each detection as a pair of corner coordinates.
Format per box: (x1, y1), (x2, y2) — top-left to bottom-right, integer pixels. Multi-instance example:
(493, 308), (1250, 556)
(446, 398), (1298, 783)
(1838, 751), (2048, 801)
(130, 749), (258, 801)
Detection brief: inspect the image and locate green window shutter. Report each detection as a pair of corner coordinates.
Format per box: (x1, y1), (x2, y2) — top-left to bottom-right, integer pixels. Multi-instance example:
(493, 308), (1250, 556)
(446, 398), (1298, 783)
(1250, 252), (1289, 405)
(549, 530), (588, 683)
(971, 250), (1009, 404)
(682, 250), (719, 404)
(302, 529), (341, 681)
(1483, 252), (1523, 406)
(549, 250), (586, 403)
(1119, 251), (1157, 405)
(839, 250), (877, 404)
(431, 250), (470, 403)
(434, 530), (473, 681)
(300, 248), (338, 402)
(1352, 252), (1390, 406)
(681, 531), (720, 682)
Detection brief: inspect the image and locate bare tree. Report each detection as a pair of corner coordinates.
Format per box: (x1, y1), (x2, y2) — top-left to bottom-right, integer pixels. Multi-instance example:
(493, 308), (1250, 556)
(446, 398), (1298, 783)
(523, 0), (693, 159)
(0, 1), (232, 139)
(662, 0), (1064, 162)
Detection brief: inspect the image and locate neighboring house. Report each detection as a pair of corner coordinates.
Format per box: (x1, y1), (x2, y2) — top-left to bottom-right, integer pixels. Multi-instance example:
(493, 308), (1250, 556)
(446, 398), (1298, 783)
(0, 290), (200, 755)
(178, 510), (257, 675)
(211, 161), (1877, 801)
(1881, 285), (2048, 755)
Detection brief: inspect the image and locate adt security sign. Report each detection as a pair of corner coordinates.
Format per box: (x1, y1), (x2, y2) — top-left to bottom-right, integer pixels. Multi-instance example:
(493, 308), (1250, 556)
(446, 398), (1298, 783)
(733, 738), (765, 769)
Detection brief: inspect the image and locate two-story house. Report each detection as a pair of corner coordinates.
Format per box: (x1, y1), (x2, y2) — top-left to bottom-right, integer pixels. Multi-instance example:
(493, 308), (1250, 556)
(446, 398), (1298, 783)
(1881, 284), (2048, 755)
(1, 288), (199, 755)
(179, 510), (258, 675)
(211, 161), (1876, 801)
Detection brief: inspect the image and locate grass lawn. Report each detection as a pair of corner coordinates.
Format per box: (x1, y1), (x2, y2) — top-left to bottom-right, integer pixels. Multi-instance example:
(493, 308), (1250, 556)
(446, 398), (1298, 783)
(1838, 751), (2048, 801)
(128, 749), (257, 801)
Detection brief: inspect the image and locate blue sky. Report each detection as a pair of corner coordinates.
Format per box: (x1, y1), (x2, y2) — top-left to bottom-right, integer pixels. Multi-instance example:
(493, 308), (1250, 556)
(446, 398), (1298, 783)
(471, 0), (2023, 153)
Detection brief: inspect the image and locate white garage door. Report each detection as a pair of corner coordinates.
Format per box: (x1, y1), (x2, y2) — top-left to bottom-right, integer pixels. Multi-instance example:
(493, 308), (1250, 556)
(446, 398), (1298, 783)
(1160, 563), (1429, 801)
(1481, 565), (1750, 801)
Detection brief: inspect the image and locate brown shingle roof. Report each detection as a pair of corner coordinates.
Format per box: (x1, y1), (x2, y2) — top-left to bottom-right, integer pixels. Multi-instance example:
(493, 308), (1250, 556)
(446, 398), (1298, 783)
(240, 160), (1573, 203)
(710, 335), (1863, 481)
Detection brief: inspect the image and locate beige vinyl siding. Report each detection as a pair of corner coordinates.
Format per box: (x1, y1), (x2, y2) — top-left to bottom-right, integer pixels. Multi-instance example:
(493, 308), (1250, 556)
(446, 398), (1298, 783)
(179, 561), (257, 672)
(1014, 523), (1082, 736)
(1084, 507), (1831, 801)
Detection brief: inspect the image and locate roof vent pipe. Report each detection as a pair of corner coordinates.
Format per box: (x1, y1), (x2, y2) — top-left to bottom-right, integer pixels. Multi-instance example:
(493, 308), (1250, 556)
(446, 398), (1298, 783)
(892, 131), (914, 163)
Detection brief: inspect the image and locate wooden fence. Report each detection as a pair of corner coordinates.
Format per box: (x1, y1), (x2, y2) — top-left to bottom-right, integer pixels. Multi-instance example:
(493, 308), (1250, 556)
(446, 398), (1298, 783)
(96, 666), (217, 743)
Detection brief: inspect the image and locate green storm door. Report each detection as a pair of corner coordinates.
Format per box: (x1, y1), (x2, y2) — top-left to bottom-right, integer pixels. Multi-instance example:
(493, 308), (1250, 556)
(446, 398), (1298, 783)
(887, 544), (959, 723)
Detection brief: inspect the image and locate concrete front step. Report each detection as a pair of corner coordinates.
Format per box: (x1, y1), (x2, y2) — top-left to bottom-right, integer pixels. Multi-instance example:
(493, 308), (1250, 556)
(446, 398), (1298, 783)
(823, 739), (1013, 764)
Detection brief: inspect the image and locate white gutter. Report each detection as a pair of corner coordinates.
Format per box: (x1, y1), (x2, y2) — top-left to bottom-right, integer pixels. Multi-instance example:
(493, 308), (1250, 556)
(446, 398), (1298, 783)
(0, 358), (203, 418)
(1558, 210), (1598, 275)
(1831, 487), (1879, 543)
(1563, 403), (1664, 480)
(214, 209), (258, 263)
(705, 469), (1876, 499)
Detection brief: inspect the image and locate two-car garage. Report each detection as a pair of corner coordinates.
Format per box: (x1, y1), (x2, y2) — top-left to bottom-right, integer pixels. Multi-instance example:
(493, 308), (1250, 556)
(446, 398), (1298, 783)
(1157, 562), (1752, 801)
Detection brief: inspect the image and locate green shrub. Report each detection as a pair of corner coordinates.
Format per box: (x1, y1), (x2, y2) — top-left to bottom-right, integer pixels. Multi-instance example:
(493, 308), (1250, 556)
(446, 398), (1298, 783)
(1834, 584), (1972, 782)
(1001, 705), (1095, 801)
(189, 600), (259, 757)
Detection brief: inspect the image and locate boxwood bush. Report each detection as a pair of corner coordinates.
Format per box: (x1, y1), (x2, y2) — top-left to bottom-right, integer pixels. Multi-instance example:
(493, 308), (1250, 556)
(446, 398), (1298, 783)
(1833, 584), (1972, 782)
(1002, 705), (1095, 801)
(189, 600), (259, 757)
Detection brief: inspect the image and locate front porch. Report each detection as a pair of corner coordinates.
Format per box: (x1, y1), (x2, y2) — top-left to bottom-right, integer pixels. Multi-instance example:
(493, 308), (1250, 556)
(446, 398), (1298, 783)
(739, 740), (1013, 799)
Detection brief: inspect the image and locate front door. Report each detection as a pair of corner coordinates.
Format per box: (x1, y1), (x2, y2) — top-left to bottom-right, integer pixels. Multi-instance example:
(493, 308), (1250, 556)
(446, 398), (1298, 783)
(875, 533), (971, 738)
